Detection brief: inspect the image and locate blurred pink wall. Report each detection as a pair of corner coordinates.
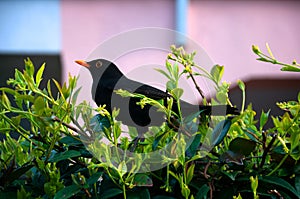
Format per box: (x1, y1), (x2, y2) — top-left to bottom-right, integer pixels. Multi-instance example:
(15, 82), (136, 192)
(62, 0), (300, 85)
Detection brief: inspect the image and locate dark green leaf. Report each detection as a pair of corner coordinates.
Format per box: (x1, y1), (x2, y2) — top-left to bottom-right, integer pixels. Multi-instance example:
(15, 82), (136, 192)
(90, 114), (111, 133)
(229, 137), (256, 156)
(153, 196), (177, 199)
(211, 119), (231, 146)
(60, 136), (83, 146)
(295, 175), (300, 196)
(127, 188), (151, 199)
(222, 170), (240, 181)
(49, 150), (81, 162)
(259, 176), (300, 199)
(185, 133), (201, 158)
(133, 174), (153, 187)
(87, 171), (103, 185)
(5, 164), (34, 185)
(100, 188), (123, 199)
(195, 184), (210, 199)
(54, 184), (81, 199)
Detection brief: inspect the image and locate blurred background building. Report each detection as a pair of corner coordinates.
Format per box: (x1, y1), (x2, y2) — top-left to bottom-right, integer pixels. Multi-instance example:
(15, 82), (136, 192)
(0, 0), (300, 123)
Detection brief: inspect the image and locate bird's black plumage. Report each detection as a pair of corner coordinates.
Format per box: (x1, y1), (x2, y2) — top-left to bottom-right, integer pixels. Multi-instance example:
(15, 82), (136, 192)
(76, 59), (238, 134)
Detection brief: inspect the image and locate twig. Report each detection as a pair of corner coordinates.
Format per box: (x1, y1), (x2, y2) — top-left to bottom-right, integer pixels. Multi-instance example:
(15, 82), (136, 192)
(51, 115), (80, 133)
(260, 133), (277, 169)
(188, 71), (205, 99)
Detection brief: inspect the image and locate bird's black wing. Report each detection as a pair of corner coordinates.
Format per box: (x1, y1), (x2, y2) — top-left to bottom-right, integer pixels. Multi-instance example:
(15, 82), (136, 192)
(113, 76), (170, 100)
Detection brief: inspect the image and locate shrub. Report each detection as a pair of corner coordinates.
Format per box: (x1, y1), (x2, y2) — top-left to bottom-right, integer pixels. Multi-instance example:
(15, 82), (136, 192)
(0, 45), (299, 199)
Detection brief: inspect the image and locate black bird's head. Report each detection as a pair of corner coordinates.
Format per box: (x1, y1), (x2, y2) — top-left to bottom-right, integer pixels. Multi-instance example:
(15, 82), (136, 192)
(75, 59), (124, 101)
(75, 59), (117, 79)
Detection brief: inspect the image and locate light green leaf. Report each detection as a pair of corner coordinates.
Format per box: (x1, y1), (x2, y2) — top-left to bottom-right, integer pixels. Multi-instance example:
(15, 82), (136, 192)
(36, 63), (45, 87)
(24, 57), (35, 77)
(210, 64), (224, 83)
(186, 163), (195, 184)
(155, 68), (171, 80)
(34, 96), (45, 115)
(237, 79), (245, 91)
(171, 88), (183, 100)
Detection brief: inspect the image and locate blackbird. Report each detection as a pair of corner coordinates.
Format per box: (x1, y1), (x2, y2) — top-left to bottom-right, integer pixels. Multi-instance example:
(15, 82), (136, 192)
(75, 59), (238, 136)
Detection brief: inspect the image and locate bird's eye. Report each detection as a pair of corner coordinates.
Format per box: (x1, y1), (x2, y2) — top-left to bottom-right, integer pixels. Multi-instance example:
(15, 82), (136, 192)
(96, 61), (102, 68)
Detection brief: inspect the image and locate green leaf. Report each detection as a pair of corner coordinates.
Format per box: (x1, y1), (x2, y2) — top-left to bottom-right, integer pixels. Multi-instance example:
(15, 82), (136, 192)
(259, 176), (300, 199)
(152, 196), (177, 199)
(222, 170), (240, 181)
(54, 184), (81, 199)
(281, 65), (300, 72)
(90, 114), (111, 134)
(34, 96), (45, 115)
(195, 184), (210, 199)
(210, 64), (224, 83)
(0, 87), (17, 95)
(229, 137), (256, 156)
(59, 136), (83, 146)
(250, 176), (258, 197)
(295, 175), (300, 196)
(117, 161), (127, 177)
(49, 150), (81, 162)
(237, 79), (245, 91)
(36, 63), (45, 87)
(211, 119), (232, 146)
(186, 163), (195, 184)
(100, 188), (123, 199)
(167, 80), (176, 91)
(127, 189), (151, 199)
(5, 164), (34, 185)
(1, 92), (11, 109)
(71, 87), (81, 104)
(132, 174), (153, 187)
(252, 45), (261, 54)
(87, 171), (103, 185)
(52, 79), (65, 100)
(155, 68), (171, 80)
(24, 57), (35, 77)
(171, 88), (183, 100)
(260, 110), (270, 130)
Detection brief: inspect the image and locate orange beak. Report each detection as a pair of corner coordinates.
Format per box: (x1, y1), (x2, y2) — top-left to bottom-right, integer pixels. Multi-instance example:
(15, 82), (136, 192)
(75, 60), (90, 68)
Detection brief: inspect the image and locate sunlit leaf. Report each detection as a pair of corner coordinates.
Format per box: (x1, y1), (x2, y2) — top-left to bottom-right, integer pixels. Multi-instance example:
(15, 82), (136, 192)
(36, 63), (45, 87)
